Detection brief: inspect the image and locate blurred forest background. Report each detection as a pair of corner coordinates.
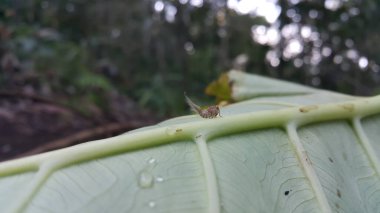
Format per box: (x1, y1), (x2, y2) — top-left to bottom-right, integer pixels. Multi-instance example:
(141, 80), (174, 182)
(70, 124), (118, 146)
(0, 0), (380, 160)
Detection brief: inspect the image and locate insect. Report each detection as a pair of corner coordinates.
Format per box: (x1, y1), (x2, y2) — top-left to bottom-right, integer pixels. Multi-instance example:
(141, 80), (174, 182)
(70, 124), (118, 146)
(184, 93), (221, 119)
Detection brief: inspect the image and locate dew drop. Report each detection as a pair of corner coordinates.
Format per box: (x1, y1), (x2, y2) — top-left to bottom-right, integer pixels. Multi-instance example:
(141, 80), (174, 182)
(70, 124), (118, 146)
(148, 201), (156, 208)
(156, 176), (164, 182)
(148, 157), (157, 165)
(138, 170), (154, 188)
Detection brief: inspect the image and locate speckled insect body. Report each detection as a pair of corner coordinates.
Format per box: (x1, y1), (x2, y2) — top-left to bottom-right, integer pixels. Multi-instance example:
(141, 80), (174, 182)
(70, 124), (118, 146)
(185, 94), (221, 119)
(199, 106), (220, 118)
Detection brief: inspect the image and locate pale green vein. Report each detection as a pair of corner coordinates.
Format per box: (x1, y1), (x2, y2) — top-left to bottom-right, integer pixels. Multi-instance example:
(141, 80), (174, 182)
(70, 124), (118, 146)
(230, 100), (301, 108)
(5, 160), (62, 213)
(286, 123), (332, 213)
(194, 135), (220, 213)
(352, 117), (380, 177)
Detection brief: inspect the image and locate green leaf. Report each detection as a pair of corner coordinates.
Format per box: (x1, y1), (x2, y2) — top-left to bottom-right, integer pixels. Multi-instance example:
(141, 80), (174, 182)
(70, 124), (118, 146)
(1, 71), (380, 213)
(228, 70), (319, 101)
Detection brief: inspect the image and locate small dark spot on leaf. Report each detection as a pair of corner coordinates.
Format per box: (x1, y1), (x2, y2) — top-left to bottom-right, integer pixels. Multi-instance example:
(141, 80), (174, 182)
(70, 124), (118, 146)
(299, 105), (318, 113)
(337, 189), (341, 198)
(176, 128), (182, 133)
(303, 151), (312, 165)
(284, 190), (292, 196)
(328, 157), (334, 163)
(335, 203), (340, 209)
(305, 157), (311, 164)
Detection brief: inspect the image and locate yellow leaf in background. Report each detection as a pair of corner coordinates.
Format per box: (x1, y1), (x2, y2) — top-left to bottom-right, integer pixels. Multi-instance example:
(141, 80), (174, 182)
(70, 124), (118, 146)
(205, 72), (232, 103)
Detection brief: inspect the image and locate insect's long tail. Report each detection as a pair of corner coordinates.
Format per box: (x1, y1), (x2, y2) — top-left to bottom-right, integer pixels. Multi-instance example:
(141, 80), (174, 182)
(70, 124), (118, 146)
(184, 93), (201, 114)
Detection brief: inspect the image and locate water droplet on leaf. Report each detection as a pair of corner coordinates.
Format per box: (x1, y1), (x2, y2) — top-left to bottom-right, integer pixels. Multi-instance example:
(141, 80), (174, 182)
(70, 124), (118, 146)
(148, 201), (156, 208)
(148, 157), (157, 165)
(156, 176), (164, 182)
(138, 170), (154, 188)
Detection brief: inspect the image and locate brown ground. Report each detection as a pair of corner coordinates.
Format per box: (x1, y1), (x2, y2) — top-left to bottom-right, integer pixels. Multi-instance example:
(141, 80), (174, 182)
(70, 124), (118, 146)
(0, 92), (160, 162)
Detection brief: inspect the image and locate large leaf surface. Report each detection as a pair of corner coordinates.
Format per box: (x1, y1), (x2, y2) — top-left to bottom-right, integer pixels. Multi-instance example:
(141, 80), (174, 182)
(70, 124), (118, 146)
(1, 71), (380, 213)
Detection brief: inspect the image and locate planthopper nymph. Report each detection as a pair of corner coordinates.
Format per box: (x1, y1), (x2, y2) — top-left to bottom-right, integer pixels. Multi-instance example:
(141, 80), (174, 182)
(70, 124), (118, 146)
(184, 93), (221, 119)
